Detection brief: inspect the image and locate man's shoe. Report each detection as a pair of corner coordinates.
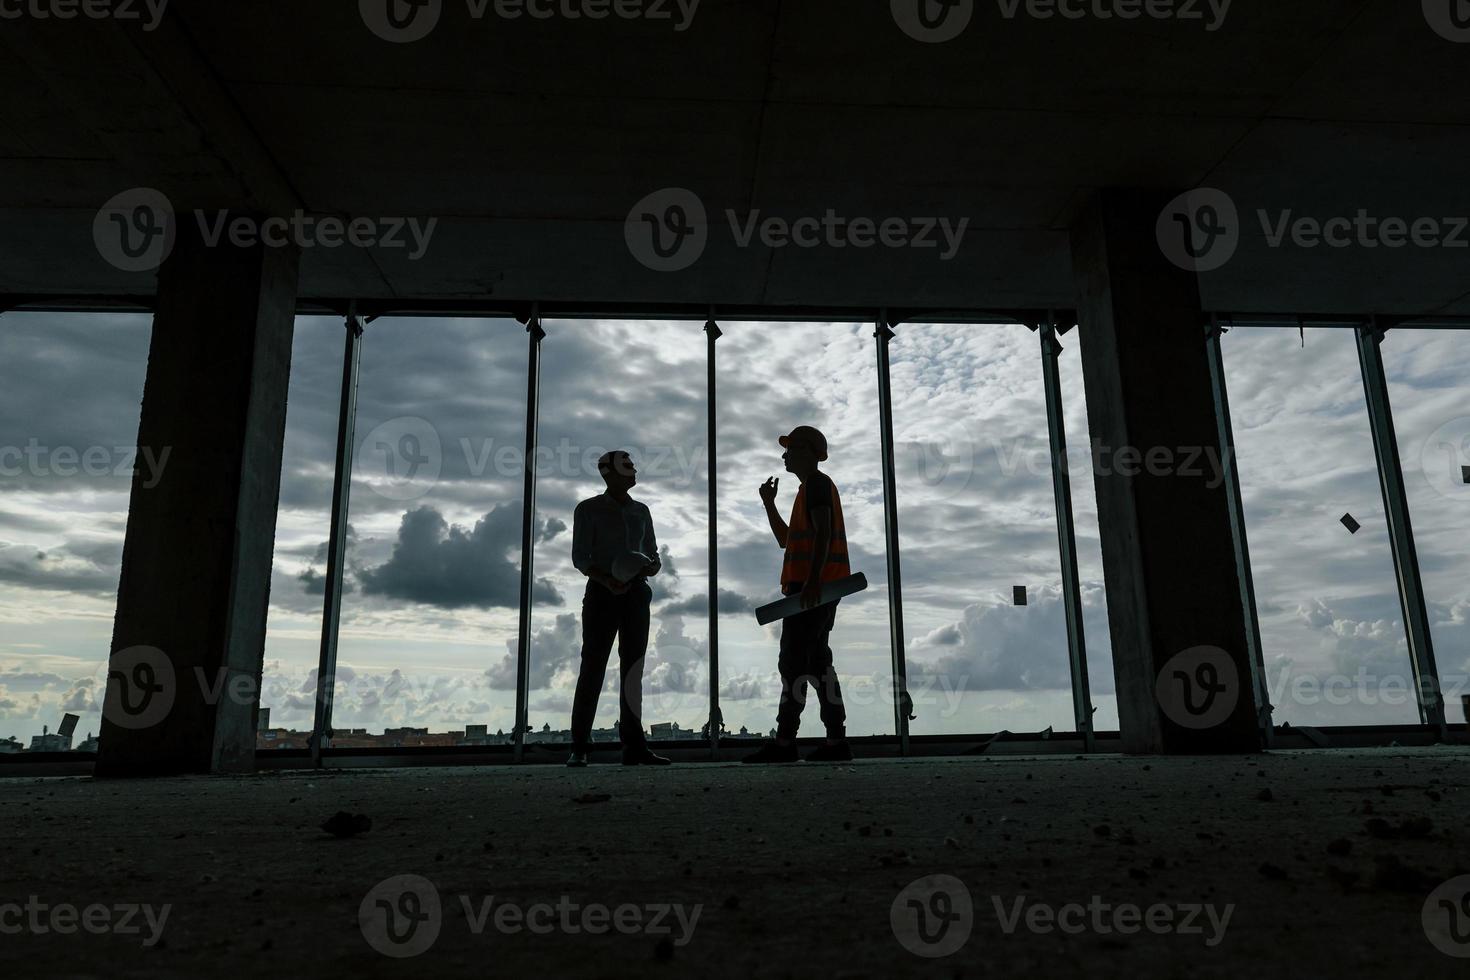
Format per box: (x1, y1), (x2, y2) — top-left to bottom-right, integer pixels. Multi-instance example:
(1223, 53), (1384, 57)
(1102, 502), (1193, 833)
(805, 740), (854, 763)
(566, 751), (589, 768)
(741, 741), (799, 764)
(622, 748), (672, 766)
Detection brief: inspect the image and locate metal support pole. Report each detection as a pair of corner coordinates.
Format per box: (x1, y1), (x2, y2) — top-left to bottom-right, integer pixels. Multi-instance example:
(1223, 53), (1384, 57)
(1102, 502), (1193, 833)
(513, 312), (546, 762)
(1204, 317), (1273, 747)
(874, 317), (911, 754)
(705, 318), (722, 759)
(1039, 316), (1096, 752)
(310, 307), (364, 766)
(1355, 320), (1447, 736)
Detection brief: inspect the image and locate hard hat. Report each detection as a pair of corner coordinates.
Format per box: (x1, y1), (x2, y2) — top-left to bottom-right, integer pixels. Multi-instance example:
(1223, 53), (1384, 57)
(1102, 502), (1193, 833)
(778, 425), (828, 461)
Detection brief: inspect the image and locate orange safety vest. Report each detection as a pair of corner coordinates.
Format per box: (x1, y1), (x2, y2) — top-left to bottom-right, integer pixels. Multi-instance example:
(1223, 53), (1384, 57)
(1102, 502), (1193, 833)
(781, 477), (850, 593)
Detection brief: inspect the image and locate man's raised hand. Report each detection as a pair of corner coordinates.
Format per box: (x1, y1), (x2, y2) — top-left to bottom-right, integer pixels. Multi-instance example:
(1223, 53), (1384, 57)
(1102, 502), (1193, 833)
(759, 476), (779, 506)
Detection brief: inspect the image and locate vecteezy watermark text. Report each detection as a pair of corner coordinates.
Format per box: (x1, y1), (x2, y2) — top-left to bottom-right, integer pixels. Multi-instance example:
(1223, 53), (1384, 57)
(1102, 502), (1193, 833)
(359, 875), (700, 958)
(359, 0), (700, 43)
(892, 0), (1231, 43)
(991, 894), (1233, 946)
(995, 0), (1231, 30)
(625, 188), (969, 272)
(1157, 188), (1470, 272)
(891, 876), (1234, 958)
(0, 0), (168, 30)
(0, 897), (170, 947)
(93, 188), (438, 273)
(0, 441), (170, 487)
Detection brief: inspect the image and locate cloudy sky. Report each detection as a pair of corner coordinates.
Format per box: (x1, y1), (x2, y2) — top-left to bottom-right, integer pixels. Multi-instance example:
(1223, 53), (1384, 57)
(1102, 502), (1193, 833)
(1, 311), (1467, 745)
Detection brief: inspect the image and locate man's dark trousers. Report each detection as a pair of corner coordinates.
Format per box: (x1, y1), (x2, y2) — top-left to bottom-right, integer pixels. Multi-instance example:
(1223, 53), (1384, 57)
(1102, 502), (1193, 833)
(776, 600), (845, 739)
(570, 579), (651, 753)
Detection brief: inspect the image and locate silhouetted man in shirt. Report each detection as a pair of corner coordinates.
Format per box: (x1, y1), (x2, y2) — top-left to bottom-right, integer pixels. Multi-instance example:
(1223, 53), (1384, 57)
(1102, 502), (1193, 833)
(744, 426), (852, 764)
(567, 450), (671, 767)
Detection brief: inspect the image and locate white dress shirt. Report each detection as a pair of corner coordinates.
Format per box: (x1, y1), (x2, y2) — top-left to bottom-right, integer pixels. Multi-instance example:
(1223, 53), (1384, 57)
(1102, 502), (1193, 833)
(571, 492), (658, 577)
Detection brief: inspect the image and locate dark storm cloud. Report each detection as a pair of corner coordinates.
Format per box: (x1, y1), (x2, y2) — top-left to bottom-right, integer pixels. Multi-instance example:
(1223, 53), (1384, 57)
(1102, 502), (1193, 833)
(357, 504), (565, 610)
(0, 313), (152, 495)
(658, 588), (758, 617)
(0, 541), (120, 596)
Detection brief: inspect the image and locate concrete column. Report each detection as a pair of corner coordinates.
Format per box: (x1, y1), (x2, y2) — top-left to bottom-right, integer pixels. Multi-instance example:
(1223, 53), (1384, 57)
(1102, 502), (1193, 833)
(1069, 189), (1261, 754)
(97, 219), (298, 776)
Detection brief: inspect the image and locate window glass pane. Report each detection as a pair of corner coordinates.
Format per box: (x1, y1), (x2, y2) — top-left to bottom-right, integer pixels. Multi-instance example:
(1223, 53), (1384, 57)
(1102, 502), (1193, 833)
(259, 316), (348, 748)
(891, 322), (1075, 735)
(0, 312), (151, 753)
(531, 319), (709, 746)
(326, 317), (526, 745)
(1223, 327), (1416, 726)
(1381, 329), (1470, 725)
(716, 321), (892, 739)
(1056, 332), (1120, 732)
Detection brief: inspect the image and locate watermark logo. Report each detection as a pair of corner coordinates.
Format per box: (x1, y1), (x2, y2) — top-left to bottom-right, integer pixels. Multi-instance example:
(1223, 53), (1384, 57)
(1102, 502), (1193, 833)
(891, 874), (974, 958)
(1259, 209), (1469, 251)
(1156, 645), (1238, 730)
(0, 0), (170, 30)
(361, 0), (443, 42)
(993, 895), (1233, 946)
(627, 188), (969, 271)
(0, 441), (170, 487)
(360, 875), (443, 958)
(892, 0), (974, 43)
(359, 416), (443, 501)
(1424, 0), (1470, 42)
(1418, 416), (1470, 501)
(192, 211), (438, 260)
(360, 0), (699, 41)
(102, 646), (176, 730)
(93, 190), (437, 270)
(625, 187), (708, 272)
(0, 897), (171, 947)
(995, 0), (1231, 31)
(1423, 875), (1470, 958)
(1156, 188), (1239, 273)
(94, 188), (176, 273)
(360, 876), (701, 957)
(895, 419), (978, 503)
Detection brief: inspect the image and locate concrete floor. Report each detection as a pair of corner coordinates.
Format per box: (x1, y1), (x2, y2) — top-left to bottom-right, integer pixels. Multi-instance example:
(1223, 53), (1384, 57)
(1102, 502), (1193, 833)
(0, 748), (1466, 978)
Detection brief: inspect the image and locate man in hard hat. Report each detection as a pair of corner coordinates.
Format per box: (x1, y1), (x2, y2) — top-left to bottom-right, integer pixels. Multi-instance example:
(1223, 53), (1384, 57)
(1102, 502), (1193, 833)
(744, 426), (853, 764)
(566, 450), (670, 767)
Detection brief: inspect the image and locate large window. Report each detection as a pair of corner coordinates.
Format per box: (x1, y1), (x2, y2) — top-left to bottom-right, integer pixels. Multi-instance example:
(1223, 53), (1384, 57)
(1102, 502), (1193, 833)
(259, 317), (351, 746)
(1381, 329), (1470, 725)
(890, 322), (1076, 735)
(528, 319), (709, 745)
(322, 317), (527, 744)
(1223, 327), (1417, 726)
(1055, 331), (1119, 732)
(20, 309), (1466, 761)
(716, 321), (892, 739)
(0, 312), (151, 752)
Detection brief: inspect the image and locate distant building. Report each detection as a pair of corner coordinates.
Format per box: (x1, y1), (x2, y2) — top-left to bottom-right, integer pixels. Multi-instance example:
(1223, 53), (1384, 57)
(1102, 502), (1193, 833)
(0, 736), (22, 754)
(257, 728), (309, 749)
(28, 723), (71, 752)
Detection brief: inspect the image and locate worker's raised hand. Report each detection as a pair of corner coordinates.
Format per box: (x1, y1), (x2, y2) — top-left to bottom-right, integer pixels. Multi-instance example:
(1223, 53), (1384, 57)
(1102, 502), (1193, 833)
(759, 476), (779, 506)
